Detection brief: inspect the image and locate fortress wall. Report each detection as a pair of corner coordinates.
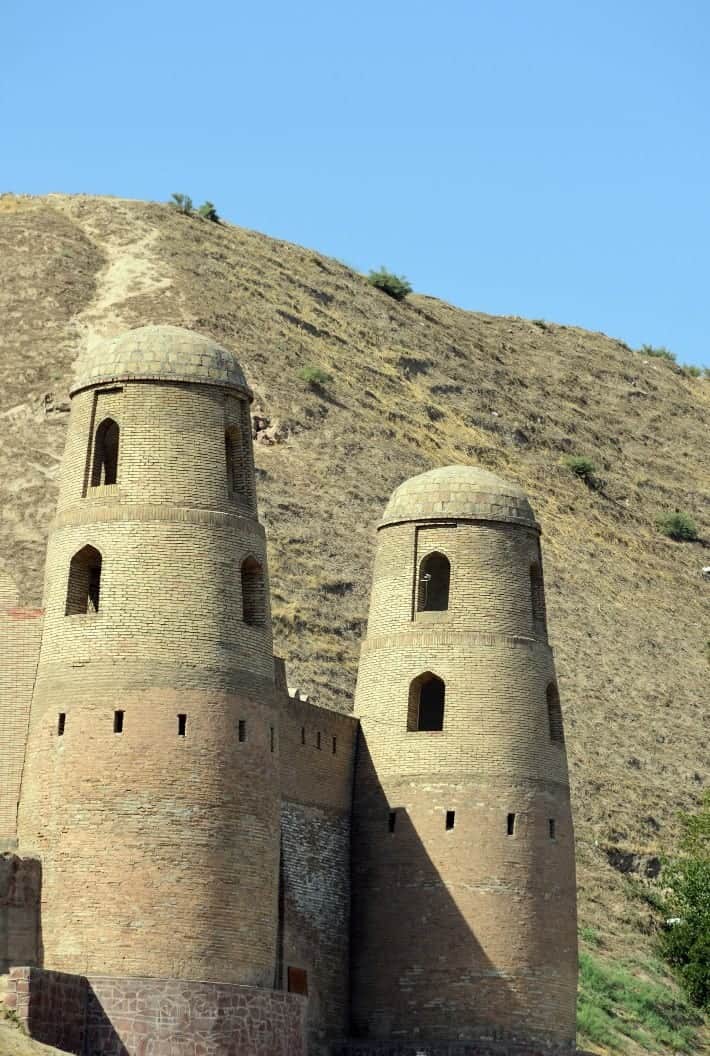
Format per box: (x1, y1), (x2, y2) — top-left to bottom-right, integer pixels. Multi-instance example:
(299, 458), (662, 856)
(4, 967), (308, 1056)
(279, 695), (358, 1049)
(0, 608), (43, 840)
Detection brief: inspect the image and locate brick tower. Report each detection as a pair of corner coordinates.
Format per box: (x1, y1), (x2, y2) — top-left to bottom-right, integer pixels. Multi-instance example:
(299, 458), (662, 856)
(350, 466), (578, 1050)
(17, 326), (281, 985)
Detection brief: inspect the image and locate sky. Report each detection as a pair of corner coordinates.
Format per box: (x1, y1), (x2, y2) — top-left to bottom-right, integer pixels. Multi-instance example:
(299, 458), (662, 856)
(3, 0), (709, 366)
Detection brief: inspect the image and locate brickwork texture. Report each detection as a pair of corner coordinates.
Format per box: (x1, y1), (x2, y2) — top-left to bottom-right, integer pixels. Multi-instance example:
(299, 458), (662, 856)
(0, 329), (578, 1055)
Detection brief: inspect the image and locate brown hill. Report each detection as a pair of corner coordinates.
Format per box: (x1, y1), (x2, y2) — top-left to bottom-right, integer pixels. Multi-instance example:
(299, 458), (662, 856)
(0, 193), (707, 1054)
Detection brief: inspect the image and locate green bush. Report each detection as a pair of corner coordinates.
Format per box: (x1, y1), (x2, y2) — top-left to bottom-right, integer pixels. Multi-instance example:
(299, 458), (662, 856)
(168, 192), (193, 215)
(655, 511), (699, 542)
(639, 343), (677, 363)
(297, 366), (333, 388)
(197, 201), (220, 222)
(564, 456), (598, 486)
(367, 267), (412, 301)
(659, 792), (710, 1010)
(684, 364), (702, 378)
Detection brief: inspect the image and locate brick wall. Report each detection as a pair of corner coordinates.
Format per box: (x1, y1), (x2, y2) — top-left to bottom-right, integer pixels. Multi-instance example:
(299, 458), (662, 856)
(3, 968), (308, 1056)
(280, 695), (358, 1051)
(0, 608), (42, 839)
(334, 1041), (580, 1056)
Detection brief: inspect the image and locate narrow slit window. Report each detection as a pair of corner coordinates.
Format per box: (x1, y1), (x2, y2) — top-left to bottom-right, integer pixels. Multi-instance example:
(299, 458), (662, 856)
(417, 551), (451, 612)
(238, 719), (246, 742)
(549, 818), (556, 839)
(91, 418), (120, 487)
(301, 726), (306, 745)
(178, 714), (187, 737)
(270, 726), (275, 753)
(65, 545), (103, 615)
(407, 672), (445, 731)
(446, 810), (455, 830)
(547, 683), (565, 744)
(388, 810), (397, 833)
(57, 713), (66, 736)
(241, 557), (266, 626)
(332, 735), (337, 754)
(316, 731), (321, 750)
(114, 710), (124, 734)
(507, 812), (516, 836)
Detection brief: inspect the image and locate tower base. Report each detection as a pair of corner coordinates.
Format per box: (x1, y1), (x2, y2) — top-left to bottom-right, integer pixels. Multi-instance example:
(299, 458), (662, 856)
(3, 967), (307, 1055)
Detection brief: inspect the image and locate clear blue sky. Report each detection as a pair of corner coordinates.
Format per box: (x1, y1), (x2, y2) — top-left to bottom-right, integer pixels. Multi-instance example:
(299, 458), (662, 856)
(4, 0), (709, 366)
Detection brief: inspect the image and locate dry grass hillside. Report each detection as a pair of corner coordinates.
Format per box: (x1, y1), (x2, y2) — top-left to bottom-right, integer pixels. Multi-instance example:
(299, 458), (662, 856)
(0, 193), (707, 1054)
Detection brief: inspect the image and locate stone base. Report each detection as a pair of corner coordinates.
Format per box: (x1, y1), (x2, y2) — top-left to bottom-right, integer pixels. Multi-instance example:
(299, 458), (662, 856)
(334, 1040), (579, 1056)
(3, 967), (307, 1056)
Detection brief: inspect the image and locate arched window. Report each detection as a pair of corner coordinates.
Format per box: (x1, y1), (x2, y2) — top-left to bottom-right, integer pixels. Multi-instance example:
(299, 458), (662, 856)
(547, 683), (564, 744)
(530, 561), (547, 635)
(65, 545), (102, 615)
(241, 557), (265, 626)
(91, 419), (119, 486)
(225, 427), (246, 496)
(417, 552), (450, 612)
(408, 672), (445, 731)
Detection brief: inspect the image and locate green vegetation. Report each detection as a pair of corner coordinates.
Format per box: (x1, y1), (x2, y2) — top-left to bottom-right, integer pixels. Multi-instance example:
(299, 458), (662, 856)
(197, 201), (220, 222)
(684, 364), (702, 378)
(639, 343), (677, 363)
(297, 365), (333, 388)
(367, 267), (412, 301)
(579, 925), (602, 948)
(659, 791), (710, 1010)
(168, 192), (193, 215)
(655, 511), (699, 542)
(564, 455), (598, 487)
(577, 950), (702, 1052)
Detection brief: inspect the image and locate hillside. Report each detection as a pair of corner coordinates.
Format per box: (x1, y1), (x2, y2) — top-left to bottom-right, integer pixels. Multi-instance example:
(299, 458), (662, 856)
(0, 193), (707, 1054)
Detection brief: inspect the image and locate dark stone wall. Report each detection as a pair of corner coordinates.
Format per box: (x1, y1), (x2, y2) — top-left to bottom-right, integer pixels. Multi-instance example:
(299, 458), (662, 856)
(3, 967), (308, 1056)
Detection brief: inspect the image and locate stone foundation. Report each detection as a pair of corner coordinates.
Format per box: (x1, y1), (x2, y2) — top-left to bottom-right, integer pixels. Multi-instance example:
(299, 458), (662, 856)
(3, 967), (308, 1056)
(334, 1041), (580, 1056)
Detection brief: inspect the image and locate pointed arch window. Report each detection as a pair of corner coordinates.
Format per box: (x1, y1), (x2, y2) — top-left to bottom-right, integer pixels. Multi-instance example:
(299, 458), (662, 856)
(408, 672), (445, 731)
(65, 545), (103, 615)
(241, 557), (266, 626)
(547, 683), (564, 744)
(225, 427), (247, 496)
(417, 552), (450, 612)
(91, 418), (119, 486)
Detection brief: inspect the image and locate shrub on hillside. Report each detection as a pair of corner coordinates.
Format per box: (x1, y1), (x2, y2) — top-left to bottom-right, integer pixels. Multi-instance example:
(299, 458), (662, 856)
(639, 344), (677, 363)
(297, 366), (333, 388)
(659, 792), (710, 1010)
(655, 512), (699, 542)
(684, 364), (702, 378)
(198, 201), (220, 222)
(367, 267), (412, 301)
(168, 192), (193, 215)
(564, 456), (598, 487)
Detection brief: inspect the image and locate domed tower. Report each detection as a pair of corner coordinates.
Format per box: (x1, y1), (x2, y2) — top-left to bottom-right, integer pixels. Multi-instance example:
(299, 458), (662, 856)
(351, 466), (577, 1050)
(17, 326), (280, 985)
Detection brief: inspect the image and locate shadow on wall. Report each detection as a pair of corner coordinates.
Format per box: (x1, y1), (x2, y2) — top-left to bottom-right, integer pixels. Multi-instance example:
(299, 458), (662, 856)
(351, 741), (524, 1044)
(0, 855), (43, 973)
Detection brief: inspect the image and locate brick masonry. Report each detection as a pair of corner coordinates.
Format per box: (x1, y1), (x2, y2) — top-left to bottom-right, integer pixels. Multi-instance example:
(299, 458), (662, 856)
(4, 967), (307, 1056)
(0, 331), (579, 1055)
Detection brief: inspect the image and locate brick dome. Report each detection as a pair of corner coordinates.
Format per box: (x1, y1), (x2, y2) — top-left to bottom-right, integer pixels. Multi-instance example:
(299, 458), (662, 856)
(379, 465), (538, 529)
(70, 325), (252, 398)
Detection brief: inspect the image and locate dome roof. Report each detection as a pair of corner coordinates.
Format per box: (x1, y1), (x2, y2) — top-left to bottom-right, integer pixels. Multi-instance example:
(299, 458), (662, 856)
(379, 465), (538, 530)
(70, 325), (252, 398)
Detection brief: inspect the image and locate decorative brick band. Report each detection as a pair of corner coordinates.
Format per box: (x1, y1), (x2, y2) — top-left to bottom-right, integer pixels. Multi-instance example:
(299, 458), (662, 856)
(3, 968), (307, 1056)
(360, 629), (551, 654)
(53, 502), (266, 535)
